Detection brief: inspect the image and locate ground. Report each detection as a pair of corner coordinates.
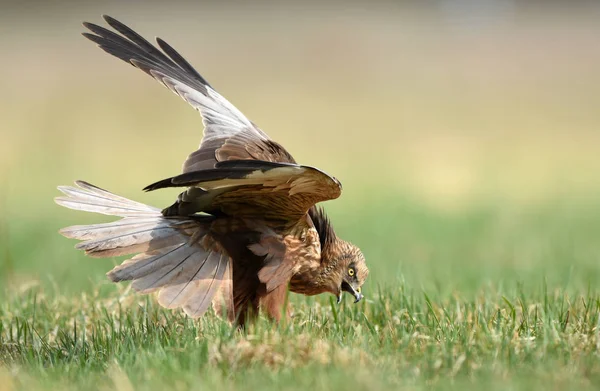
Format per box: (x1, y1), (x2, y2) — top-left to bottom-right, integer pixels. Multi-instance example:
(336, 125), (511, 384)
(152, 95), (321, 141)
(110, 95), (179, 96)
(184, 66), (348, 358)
(1, 3), (600, 390)
(2, 195), (600, 390)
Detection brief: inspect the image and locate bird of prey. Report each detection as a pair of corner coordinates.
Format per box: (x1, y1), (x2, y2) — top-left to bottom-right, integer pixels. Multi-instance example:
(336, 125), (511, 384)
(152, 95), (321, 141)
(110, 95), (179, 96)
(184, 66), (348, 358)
(55, 16), (369, 325)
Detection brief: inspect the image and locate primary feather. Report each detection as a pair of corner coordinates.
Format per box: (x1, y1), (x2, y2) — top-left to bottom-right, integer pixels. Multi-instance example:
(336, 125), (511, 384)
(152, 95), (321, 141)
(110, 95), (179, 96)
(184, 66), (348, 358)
(56, 181), (232, 319)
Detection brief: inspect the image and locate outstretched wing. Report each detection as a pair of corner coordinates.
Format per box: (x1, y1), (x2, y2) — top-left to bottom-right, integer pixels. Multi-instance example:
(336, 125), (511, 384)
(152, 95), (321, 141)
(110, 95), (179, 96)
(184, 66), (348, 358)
(55, 181), (234, 320)
(145, 160), (342, 224)
(82, 15), (295, 173)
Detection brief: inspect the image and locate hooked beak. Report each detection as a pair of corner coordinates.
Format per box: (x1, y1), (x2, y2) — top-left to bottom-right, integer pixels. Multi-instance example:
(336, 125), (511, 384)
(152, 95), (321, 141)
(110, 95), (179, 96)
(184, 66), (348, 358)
(340, 281), (364, 304)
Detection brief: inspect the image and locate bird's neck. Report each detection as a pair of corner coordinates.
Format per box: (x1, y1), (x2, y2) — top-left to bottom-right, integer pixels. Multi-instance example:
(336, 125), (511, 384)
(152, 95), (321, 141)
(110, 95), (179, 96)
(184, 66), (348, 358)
(288, 240), (340, 295)
(296, 239), (345, 294)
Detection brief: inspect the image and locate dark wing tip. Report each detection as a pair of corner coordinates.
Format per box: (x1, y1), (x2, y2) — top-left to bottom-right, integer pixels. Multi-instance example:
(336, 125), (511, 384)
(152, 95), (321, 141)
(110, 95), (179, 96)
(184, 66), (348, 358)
(81, 32), (101, 45)
(144, 165), (273, 192)
(74, 179), (92, 187)
(81, 15), (212, 95)
(155, 37), (211, 86)
(143, 177), (175, 192)
(215, 160), (297, 170)
(129, 59), (156, 75)
(102, 14), (120, 27)
(74, 180), (113, 193)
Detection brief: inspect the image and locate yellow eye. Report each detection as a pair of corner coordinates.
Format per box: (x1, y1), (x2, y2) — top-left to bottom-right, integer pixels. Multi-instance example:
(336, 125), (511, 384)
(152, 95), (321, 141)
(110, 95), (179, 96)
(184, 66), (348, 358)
(348, 268), (355, 276)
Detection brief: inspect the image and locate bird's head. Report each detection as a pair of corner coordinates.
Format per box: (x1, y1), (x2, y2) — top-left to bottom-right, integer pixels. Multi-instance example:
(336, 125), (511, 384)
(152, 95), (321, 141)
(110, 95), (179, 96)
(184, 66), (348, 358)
(308, 206), (369, 303)
(329, 239), (369, 304)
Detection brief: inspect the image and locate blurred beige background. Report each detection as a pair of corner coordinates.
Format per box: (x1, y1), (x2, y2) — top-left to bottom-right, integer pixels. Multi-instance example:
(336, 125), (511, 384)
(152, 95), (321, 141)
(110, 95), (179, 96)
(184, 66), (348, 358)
(0, 0), (599, 293)
(1, 2), (599, 214)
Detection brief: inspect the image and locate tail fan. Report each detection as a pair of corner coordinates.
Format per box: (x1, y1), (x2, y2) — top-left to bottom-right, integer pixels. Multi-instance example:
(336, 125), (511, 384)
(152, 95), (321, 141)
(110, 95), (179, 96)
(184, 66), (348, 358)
(55, 181), (234, 319)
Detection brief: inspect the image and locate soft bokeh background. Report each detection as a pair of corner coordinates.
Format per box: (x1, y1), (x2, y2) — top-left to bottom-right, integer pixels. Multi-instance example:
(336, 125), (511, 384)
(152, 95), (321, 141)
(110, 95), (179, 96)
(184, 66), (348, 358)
(1, 1), (599, 297)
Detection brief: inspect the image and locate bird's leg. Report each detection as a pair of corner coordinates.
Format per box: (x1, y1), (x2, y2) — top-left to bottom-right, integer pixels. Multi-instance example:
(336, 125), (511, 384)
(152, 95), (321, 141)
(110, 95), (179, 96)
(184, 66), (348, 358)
(259, 284), (289, 322)
(234, 298), (260, 328)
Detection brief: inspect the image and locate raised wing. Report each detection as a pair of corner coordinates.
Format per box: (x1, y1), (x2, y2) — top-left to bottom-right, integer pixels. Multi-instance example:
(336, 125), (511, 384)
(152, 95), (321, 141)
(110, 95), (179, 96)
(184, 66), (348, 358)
(144, 160), (342, 224)
(83, 15), (295, 173)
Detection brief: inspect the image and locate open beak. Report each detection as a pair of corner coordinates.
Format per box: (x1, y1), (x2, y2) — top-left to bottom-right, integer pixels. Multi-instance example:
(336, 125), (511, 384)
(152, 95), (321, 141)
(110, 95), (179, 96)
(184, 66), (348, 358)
(340, 281), (363, 303)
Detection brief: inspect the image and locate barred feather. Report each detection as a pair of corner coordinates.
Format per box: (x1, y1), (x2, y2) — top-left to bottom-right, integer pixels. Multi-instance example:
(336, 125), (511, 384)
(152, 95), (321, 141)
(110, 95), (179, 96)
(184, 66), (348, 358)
(55, 181), (233, 319)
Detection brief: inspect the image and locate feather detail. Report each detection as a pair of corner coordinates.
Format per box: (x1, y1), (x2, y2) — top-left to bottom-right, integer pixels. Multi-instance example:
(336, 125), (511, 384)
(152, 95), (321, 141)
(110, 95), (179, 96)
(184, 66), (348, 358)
(146, 160), (342, 223)
(308, 206), (336, 252)
(55, 180), (159, 217)
(250, 236), (291, 292)
(82, 15), (295, 178)
(183, 253), (230, 317)
(55, 181), (233, 319)
(211, 257), (235, 321)
(250, 226), (321, 293)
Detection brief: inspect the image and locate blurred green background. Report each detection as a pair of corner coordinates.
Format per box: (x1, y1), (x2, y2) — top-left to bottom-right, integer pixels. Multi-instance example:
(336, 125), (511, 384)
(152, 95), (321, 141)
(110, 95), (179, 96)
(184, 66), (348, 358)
(1, 1), (599, 297)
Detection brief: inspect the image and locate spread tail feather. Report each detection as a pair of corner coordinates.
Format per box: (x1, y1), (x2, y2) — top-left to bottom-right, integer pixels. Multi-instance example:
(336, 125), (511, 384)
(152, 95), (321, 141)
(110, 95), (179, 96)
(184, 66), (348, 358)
(55, 181), (234, 319)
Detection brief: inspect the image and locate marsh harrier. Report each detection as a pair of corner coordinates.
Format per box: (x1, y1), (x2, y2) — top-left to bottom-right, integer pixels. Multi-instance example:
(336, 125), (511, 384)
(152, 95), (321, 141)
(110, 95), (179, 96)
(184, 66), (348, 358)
(55, 16), (368, 325)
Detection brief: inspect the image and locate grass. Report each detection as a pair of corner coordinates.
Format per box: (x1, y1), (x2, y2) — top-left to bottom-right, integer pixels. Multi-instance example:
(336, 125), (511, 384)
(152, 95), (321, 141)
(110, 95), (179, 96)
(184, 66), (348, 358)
(1, 280), (600, 390)
(2, 4), (600, 390)
(2, 197), (600, 390)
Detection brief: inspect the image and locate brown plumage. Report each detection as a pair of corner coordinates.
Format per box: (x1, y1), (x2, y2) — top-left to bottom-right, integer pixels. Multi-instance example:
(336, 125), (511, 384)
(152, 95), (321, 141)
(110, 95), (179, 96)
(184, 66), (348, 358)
(55, 16), (369, 326)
